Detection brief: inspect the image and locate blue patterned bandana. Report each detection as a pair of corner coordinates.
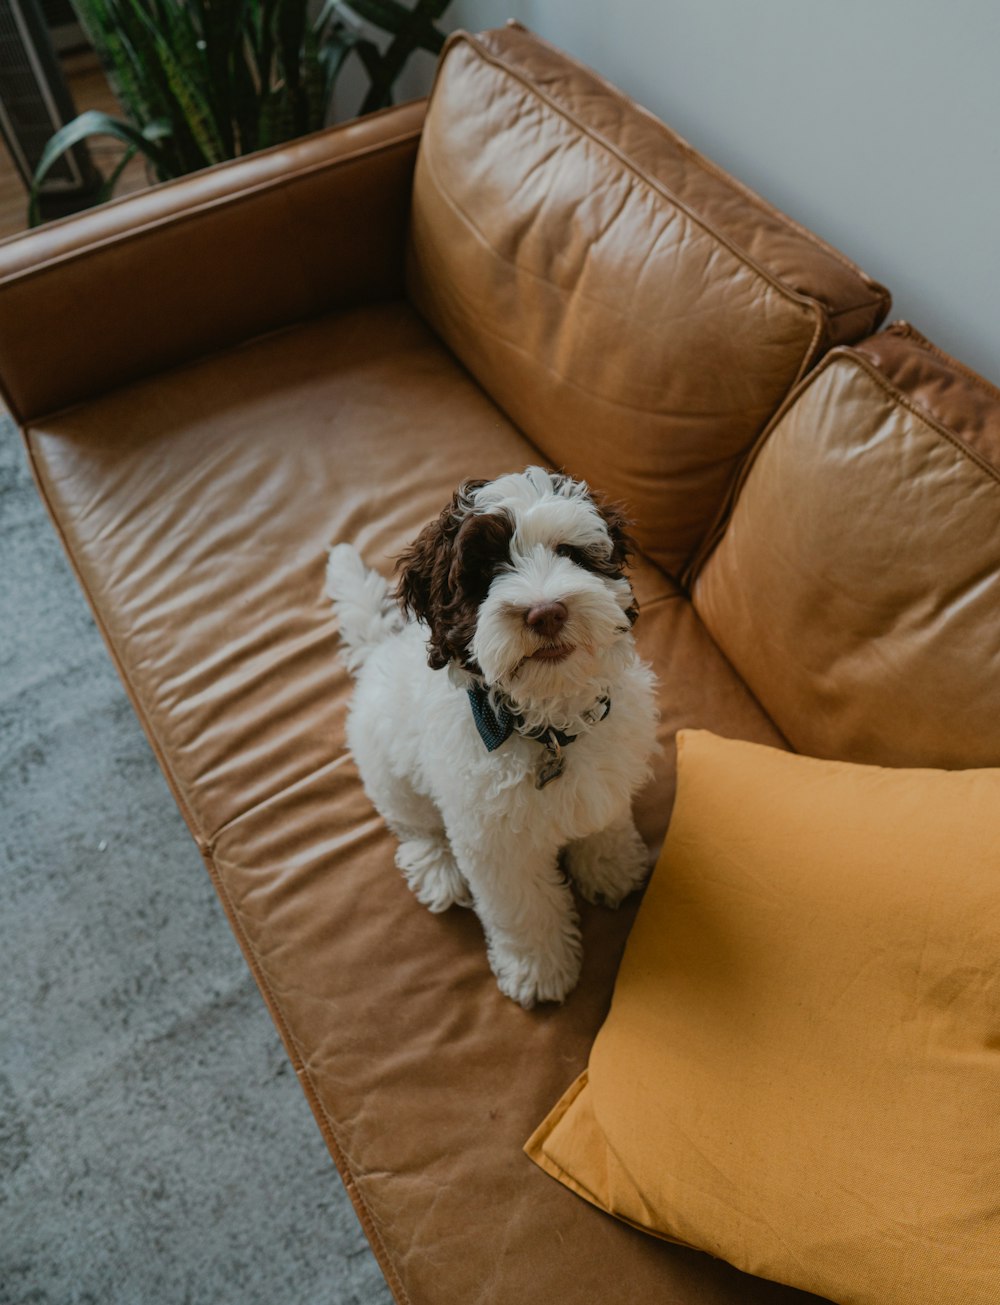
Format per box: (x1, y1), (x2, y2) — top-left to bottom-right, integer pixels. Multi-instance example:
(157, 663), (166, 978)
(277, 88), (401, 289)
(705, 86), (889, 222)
(467, 684), (519, 752)
(466, 684), (610, 754)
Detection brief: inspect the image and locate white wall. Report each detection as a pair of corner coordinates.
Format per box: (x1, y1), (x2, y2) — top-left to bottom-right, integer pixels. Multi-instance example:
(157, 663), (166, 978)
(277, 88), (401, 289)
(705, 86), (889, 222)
(425, 1), (1000, 386)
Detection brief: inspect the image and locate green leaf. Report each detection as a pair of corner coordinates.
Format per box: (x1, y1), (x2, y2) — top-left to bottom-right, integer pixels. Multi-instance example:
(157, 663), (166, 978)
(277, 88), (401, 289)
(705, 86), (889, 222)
(29, 110), (173, 226)
(95, 143), (140, 204)
(34, 0), (454, 222)
(151, 0), (231, 153)
(149, 28), (225, 164)
(194, 0), (251, 156)
(317, 26), (360, 106)
(275, 0), (310, 135)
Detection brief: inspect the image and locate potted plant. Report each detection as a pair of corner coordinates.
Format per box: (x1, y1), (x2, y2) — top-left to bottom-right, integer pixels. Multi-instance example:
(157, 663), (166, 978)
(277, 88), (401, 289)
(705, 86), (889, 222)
(30, 0), (452, 224)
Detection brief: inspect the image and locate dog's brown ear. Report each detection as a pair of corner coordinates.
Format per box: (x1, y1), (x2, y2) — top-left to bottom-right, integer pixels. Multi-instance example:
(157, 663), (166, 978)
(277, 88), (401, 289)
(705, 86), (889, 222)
(394, 480), (487, 670)
(448, 509), (514, 601)
(592, 493), (637, 573)
(592, 491), (640, 627)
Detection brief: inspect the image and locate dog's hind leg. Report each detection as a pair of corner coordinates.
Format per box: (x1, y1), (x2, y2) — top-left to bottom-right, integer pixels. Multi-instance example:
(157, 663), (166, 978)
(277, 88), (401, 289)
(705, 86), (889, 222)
(564, 813), (650, 908)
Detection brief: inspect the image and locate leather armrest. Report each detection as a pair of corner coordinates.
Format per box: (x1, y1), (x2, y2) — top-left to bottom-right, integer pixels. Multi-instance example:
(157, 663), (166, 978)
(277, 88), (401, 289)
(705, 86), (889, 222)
(0, 99), (426, 423)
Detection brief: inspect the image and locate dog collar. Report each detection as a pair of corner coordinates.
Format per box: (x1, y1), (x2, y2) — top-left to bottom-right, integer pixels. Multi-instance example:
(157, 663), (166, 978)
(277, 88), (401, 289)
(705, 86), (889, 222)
(466, 684), (611, 787)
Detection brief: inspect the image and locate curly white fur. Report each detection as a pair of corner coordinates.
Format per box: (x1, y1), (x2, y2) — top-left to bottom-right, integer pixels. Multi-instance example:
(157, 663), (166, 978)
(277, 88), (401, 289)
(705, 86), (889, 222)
(326, 468), (659, 1008)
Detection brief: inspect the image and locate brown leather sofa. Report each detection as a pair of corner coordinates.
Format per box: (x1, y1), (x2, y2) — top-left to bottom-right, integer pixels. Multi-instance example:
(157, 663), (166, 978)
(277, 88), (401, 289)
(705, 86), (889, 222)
(5, 21), (999, 1305)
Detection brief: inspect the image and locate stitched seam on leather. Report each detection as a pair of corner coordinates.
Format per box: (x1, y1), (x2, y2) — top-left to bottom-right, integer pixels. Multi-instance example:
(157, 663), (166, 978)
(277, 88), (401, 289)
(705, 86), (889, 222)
(443, 35), (825, 341)
(841, 350), (1000, 486)
(199, 845), (412, 1305)
(826, 296), (889, 321)
(457, 29), (889, 316)
(204, 752), (354, 845)
(27, 308), (339, 426)
(0, 129), (422, 289)
(882, 320), (1000, 406)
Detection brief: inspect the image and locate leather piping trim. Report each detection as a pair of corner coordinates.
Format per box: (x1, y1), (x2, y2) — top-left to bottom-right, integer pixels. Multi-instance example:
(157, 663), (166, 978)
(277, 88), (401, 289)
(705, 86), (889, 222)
(445, 28), (890, 323)
(497, 22), (890, 317)
(878, 320), (1000, 407)
(432, 30), (827, 386)
(841, 350), (1000, 487)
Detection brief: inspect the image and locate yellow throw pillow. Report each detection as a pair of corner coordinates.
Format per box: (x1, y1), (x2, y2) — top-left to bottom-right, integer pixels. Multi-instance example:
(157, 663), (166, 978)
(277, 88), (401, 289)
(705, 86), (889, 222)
(526, 730), (1000, 1305)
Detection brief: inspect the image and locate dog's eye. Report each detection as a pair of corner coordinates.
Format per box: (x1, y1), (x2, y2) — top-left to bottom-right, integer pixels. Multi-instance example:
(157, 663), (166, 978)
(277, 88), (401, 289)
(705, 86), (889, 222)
(555, 543), (585, 563)
(556, 540), (623, 580)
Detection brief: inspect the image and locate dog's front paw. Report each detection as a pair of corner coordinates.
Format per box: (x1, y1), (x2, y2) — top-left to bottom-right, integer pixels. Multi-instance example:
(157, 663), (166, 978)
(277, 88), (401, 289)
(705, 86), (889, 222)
(565, 819), (650, 908)
(396, 838), (472, 913)
(489, 928), (583, 1010)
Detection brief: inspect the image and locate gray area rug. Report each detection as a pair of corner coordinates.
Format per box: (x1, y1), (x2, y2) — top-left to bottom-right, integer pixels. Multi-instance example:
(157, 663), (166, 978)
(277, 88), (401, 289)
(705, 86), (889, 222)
(1, 416), (392, 1304)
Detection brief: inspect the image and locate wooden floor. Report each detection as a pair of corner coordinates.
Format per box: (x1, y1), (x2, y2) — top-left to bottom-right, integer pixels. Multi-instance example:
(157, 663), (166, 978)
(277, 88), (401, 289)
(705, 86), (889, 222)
(0, 50), (149, 242)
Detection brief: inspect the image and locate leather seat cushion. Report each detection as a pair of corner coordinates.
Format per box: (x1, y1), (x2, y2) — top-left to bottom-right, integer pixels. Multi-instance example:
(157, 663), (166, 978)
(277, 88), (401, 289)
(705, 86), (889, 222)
(25, 299), (805, 1304)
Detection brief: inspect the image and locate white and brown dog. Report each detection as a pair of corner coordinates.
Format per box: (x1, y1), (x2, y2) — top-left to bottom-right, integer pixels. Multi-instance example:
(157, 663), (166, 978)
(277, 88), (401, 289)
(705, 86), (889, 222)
(326, 467), (658, 1008)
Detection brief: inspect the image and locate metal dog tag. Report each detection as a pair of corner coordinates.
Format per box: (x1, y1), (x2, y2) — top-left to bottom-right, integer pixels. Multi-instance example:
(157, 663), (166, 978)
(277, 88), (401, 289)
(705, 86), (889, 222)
(535, 741), (565, 790)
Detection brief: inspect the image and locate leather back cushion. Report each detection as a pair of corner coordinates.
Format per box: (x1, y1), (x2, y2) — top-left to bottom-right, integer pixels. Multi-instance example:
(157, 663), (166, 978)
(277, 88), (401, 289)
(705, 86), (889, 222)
(693, 323), (1000, 767)
(407, 24), (889, 575)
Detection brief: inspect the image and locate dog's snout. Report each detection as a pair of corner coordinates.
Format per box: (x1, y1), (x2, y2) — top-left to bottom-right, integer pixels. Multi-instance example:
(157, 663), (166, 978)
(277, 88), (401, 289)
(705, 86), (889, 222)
(524, 601), (568, 639)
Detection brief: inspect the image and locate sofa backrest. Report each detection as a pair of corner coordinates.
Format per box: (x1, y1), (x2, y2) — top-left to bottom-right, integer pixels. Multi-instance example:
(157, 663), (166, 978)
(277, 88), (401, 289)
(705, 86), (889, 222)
(406, 23), (890, 576)
(692, 322), (1000, 768)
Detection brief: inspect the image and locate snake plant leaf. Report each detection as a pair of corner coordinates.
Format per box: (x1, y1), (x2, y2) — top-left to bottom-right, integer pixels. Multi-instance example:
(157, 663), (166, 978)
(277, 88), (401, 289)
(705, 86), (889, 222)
(257, 82), (297, 149)
(95, 144), (141, 204)
(149, 0), (230, 155)
(29, 111), (172, 226)
(149, 29), (225, 165)
(300, 24), (330, 131)
(99, 0), (196, 173)
(232, 36), (264, 152)
(276, 0), (310, 135)
(256, 0), (281, 94)
(191, 0), (249, 156)
(72, 0), (155, 127)
(358, 0), (450, 113)
(317, 24), (362, 107)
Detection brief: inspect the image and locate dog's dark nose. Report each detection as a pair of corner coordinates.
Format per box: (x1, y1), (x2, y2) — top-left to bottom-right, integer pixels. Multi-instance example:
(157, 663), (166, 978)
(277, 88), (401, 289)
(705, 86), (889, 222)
(524, 602), (568, 639)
